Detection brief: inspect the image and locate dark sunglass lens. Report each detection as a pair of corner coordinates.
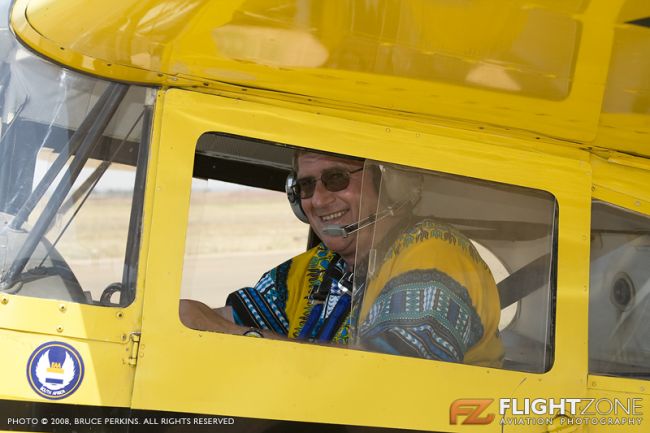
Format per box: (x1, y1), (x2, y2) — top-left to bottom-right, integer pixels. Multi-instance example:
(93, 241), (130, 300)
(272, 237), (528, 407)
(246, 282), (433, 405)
(322, 170), (350, 192)
(296, 178), (316, 198)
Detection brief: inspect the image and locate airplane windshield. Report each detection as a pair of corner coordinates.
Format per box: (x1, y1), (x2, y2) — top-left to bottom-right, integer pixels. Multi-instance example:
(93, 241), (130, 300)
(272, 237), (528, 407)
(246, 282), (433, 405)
(0, 14), (152, 306)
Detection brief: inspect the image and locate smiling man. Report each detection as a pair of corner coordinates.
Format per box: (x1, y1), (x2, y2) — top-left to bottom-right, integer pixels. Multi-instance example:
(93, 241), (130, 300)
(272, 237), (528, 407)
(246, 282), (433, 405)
(292, 152), (369, 268)
(181, 150), (503, 365)
(223, 152), (370, 343)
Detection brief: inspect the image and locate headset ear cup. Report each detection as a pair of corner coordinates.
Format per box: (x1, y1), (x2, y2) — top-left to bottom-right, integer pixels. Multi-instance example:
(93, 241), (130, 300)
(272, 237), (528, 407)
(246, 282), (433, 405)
(286, 171), (310, 223)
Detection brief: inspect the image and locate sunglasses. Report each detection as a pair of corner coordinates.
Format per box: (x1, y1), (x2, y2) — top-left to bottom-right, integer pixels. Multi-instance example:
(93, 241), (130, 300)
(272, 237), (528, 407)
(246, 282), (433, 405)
(294, 167), (363, 199)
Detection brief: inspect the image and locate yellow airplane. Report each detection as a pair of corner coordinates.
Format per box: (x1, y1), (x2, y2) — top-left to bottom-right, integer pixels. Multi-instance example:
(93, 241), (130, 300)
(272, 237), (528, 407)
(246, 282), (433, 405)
(0, 0), (649, 432)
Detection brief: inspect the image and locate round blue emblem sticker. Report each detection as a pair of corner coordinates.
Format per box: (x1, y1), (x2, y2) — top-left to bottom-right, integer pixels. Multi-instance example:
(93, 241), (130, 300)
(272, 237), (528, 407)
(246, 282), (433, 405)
(27, 341), (84, 400)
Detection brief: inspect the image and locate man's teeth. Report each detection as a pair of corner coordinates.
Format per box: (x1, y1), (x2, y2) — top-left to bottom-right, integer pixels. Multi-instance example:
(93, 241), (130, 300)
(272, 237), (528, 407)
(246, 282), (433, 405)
(321, 210), (346, 222)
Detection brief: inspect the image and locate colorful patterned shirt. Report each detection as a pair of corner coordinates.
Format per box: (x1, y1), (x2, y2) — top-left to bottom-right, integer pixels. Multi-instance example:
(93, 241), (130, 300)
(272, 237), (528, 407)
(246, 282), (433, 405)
(227, 219), (503, 366)
(226, 243), (351, 344)
(357, 219), (503, 366)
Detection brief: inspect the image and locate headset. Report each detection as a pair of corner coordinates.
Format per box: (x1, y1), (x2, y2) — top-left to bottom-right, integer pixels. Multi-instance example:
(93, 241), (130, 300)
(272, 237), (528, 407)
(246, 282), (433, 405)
(285, 171), (310, 223)
(285, 163), (422, 237)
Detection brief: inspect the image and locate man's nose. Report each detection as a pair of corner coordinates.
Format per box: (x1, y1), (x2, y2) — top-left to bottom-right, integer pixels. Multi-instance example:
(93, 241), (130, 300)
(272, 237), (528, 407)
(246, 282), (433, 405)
(310, 180), (335, 207)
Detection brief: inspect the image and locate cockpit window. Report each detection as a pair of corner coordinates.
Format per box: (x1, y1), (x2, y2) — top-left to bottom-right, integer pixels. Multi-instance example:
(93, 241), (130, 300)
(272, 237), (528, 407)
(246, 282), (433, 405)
(0, 24), (152, 306)
(180, 134), (558, 373)
(589, 201), (650, 379)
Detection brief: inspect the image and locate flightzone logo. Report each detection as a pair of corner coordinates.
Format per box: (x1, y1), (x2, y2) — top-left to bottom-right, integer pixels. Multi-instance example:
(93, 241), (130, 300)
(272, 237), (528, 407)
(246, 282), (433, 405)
(449, 399), (495, 425)
(450, 398), (644, 427)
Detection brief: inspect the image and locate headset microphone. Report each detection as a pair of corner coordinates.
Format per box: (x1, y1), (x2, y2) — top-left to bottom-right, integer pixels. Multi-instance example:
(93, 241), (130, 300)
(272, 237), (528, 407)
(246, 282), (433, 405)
(322, 193), (418, 238)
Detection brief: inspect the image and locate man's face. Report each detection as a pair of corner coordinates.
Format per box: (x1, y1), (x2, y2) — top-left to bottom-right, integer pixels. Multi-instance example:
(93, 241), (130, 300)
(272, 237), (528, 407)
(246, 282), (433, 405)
(297, 153), (369, 261)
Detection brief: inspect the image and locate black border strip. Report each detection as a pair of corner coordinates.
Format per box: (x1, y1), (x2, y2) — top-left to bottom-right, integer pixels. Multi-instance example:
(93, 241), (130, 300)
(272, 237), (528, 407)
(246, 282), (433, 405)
(0, 399), (437, 433)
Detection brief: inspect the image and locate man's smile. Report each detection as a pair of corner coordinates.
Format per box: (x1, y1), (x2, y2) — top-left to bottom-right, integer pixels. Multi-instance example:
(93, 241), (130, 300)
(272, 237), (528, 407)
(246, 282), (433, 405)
(319, 210), (348, 222)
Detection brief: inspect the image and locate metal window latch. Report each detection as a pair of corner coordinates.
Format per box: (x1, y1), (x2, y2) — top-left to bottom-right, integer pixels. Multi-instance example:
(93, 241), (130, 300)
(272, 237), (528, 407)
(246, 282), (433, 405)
(126, 332), (141, 366)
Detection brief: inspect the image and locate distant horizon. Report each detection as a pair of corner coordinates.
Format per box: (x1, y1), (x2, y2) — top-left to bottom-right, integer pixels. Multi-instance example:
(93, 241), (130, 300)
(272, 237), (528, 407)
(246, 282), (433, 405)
(34, 159), (251, 193)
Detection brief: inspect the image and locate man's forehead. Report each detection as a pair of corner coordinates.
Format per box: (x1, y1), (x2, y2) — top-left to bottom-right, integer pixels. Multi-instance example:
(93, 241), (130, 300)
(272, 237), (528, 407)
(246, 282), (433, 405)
(297, 152), (362, 173)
